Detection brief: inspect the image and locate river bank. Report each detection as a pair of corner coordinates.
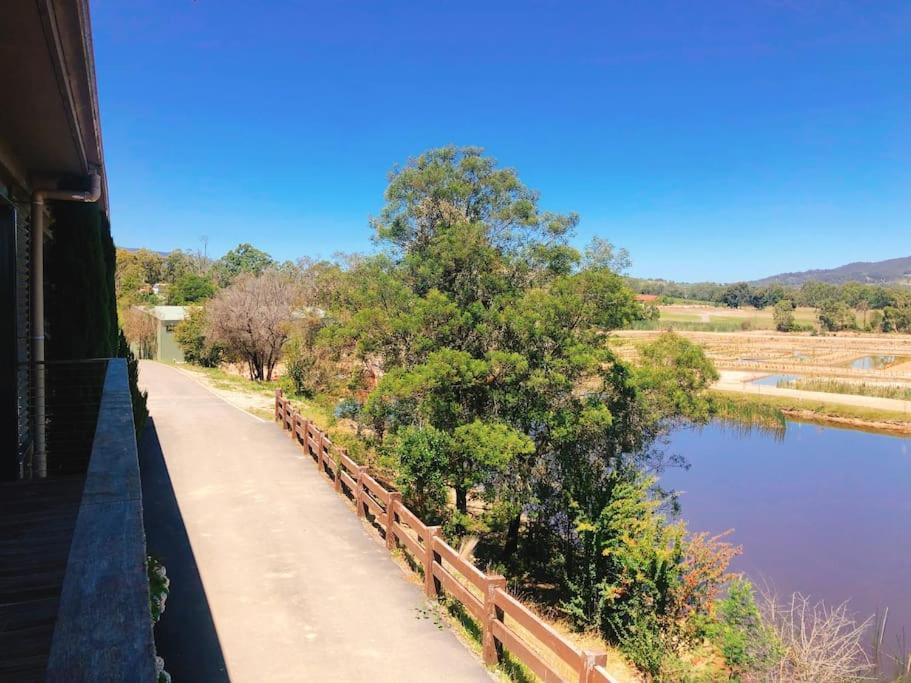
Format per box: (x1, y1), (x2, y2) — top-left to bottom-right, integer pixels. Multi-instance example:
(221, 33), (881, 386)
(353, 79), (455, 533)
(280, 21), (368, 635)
(712, 370), (911, 435)
(614, 329), (911, 435)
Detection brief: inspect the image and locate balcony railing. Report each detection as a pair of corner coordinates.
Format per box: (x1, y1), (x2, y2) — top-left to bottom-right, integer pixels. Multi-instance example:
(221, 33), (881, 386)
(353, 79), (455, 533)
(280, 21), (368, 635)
(1, 358), (156, 681)
(16, 359), (109, 478)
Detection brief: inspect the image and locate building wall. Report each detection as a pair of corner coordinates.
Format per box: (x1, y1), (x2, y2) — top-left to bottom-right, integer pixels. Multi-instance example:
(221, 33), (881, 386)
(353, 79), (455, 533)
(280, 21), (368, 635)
(155, 321), (184, 363)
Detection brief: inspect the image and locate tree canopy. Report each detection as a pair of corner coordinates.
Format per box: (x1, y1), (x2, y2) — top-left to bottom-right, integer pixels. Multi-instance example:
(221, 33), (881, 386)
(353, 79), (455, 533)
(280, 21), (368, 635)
(213, 242), (275, 287)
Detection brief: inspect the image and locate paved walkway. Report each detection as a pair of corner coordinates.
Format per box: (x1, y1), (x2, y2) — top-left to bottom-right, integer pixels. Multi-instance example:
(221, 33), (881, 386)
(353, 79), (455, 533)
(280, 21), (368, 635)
(138, 361), (491, 682)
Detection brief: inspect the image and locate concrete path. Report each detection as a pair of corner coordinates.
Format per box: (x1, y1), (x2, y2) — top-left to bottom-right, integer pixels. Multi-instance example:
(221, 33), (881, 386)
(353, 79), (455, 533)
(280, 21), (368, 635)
(138, 361), (491, 682)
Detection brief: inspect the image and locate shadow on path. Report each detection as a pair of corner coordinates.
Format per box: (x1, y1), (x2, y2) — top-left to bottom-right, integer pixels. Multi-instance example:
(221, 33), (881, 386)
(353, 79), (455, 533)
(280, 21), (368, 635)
(140, 417), (229, 682)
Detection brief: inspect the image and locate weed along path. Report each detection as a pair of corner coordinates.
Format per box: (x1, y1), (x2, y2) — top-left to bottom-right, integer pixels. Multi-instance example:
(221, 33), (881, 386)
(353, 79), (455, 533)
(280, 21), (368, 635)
(138, 361), (493, 682)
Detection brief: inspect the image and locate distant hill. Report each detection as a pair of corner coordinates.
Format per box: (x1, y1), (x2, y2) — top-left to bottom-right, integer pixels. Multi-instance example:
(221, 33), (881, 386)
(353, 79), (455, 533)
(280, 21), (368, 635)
(119, 246), (171, 257)
(752, 256), (911, 286)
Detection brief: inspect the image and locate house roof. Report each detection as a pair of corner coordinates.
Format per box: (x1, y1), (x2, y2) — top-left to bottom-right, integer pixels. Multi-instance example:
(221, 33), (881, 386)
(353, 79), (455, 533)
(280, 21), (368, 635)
(144, 306), (188, 322)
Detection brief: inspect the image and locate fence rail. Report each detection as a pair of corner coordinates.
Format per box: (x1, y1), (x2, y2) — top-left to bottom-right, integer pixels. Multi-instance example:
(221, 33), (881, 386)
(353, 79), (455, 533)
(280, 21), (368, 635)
(274, 390), (622, 683)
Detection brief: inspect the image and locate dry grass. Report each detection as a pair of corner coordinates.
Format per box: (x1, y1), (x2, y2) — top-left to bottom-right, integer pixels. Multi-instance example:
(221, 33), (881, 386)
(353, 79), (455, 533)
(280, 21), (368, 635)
(762, 592), (874, 682)
(613, 323), (911, 431)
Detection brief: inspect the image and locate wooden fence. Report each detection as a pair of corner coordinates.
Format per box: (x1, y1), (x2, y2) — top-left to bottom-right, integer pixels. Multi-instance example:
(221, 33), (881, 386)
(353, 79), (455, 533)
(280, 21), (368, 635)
(275, 390), (623, 683)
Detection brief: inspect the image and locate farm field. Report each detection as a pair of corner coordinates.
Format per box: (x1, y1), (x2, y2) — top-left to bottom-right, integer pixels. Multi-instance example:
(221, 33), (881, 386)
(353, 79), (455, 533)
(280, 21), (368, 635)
(633, 303), (835, 332)
(615, 312), (911, 432)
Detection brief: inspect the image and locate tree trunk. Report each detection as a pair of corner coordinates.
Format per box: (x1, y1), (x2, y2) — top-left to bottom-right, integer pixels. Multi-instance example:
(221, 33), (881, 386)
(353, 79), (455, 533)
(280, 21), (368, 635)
(501, 513), (521, 560)
(455, 486), (468, 514)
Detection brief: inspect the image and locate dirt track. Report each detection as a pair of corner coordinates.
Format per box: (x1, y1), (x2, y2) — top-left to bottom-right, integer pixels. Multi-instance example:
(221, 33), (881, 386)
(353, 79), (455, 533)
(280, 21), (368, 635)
(715, 370), (911, 415)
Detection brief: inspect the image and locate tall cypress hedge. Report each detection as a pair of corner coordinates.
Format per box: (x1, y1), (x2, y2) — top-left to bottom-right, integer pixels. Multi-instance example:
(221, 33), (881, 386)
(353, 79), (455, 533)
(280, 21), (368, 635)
(44, 201), (148, 438)
(45, 201), (118, 359)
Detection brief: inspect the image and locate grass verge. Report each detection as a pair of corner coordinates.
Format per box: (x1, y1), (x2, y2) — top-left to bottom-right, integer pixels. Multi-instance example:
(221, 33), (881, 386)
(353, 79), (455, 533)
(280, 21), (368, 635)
(784, 378), (911, 401)
(711, 389), (911, 434)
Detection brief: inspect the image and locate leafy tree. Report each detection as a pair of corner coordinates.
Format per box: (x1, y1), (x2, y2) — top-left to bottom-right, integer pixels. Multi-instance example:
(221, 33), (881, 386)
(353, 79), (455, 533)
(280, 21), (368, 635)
(798, 281), (840, 308)
(132, 248), (164, 284)
(634, 332), (719, 423)
(323, 148), (730, 669)
(720, 282), (752, 308)
(773, 299), (796, 332)
(173, 307), (222, 367)
(168, 272), (215, 304)
(115, 259), (147, 304)
(818, 300), (856, 332)
(335, 147), (646, 526)
(162, 249), (209, 283)
(881, 306), (911, 333)
(367, 349), (535, 512)
(213, 243), (274, 287)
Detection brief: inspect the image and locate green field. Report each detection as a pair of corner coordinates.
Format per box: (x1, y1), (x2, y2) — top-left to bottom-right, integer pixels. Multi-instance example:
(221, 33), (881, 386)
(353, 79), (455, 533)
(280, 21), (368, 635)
(631, 305), (822, 332)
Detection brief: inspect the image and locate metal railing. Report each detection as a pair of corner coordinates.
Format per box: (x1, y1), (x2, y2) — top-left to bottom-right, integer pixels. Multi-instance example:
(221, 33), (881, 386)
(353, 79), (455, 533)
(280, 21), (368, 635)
(16, 359), (109, 478)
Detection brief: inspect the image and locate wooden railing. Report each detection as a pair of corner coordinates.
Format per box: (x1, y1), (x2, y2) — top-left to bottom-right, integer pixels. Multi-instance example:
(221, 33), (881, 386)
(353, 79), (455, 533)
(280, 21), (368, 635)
(275, 390), (622, 683)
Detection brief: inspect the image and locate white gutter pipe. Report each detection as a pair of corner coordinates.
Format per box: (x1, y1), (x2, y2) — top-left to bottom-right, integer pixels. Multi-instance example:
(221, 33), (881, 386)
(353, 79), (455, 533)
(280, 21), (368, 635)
(30, 173), (102, 477)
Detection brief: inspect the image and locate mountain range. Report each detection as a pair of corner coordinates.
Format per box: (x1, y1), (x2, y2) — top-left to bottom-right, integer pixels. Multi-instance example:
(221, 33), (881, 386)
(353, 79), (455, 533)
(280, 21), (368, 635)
(752, 256), (911, 286)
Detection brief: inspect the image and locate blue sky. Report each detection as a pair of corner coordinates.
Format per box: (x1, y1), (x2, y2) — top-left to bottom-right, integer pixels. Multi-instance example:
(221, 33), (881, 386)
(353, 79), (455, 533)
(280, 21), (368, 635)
(92, 1), (911, 282)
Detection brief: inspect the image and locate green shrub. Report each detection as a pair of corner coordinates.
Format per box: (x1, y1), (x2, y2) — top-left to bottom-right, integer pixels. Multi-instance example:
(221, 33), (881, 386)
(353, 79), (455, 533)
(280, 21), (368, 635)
(704, 578), (780, 679)
(173, 307), (222, 367)
(147, 555), (169, 623)
(281, 336), (311, 396)
(167, 272), (215, 304)
(118, 331), (148, 435)
(773, 299), (795, 332)
(334, 398), (361, 420)
(394, 425), (451, 522)
(281, 316), (333, 397)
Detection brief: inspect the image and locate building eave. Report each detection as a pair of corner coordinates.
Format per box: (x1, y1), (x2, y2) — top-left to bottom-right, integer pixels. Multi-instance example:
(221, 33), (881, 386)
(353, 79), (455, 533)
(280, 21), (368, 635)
(0, 0), (108, 210)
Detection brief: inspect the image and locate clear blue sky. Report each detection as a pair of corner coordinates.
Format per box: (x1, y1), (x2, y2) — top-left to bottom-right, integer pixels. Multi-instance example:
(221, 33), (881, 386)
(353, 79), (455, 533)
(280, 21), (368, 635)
(92, 1), (911, 282)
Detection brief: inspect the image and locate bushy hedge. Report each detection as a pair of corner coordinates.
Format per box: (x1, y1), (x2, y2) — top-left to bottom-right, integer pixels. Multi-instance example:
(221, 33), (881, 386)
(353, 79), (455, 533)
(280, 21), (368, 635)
(45, 200), (148, 433)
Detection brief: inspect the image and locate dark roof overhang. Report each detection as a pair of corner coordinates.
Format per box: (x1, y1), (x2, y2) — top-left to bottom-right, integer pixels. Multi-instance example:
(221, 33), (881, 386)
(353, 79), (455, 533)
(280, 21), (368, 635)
(0, 0), (107, 209)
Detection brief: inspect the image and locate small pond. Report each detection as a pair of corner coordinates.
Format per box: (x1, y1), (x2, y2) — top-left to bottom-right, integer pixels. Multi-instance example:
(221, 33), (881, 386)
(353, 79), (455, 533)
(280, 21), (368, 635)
(851, 355), (907, 370)
(751, 373), (800, 387)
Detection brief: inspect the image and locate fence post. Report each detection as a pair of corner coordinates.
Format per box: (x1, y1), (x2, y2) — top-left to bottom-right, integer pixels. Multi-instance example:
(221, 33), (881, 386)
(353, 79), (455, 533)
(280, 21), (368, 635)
(385, 492), (402, 550)
(289, 410), (298, 438)
(301, 419), (310, 455)
(292, 413), (300, 445)
(317, 430), (327, 475)
(310, 426), (321, 469)
(355, 466), (367, 517)
(483, 575), (507, 666)
(274, 388), (282, 421)
(422, 526), (442, 599)
(580, 652), (607, 683)
(333, 447), (342, 493)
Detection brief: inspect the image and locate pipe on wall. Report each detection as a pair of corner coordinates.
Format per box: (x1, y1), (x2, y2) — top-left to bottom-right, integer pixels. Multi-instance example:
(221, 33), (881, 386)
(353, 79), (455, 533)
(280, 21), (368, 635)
(30, 173), (102, 477)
